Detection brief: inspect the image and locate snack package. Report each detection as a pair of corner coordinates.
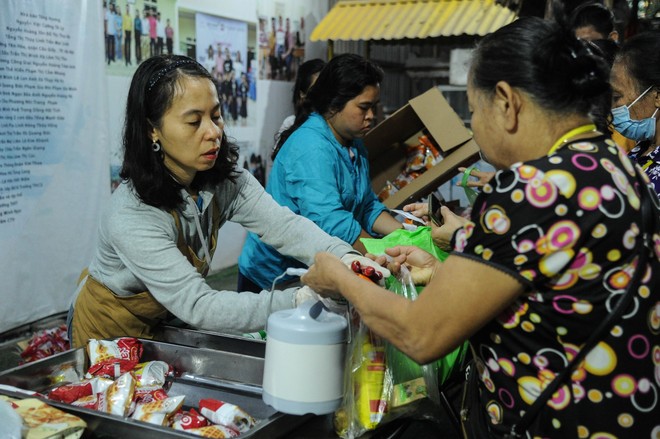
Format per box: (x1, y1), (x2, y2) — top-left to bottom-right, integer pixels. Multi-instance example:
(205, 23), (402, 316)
(19, 324), (70, 364)
(133, 361), (172, 387)
(96, 372), (136, 416)
(133, 385), (169, 404)
(198, 398), (256, 433)
(186, 424), (239, 438)
(71, 394), (100, 410)
(48, 376), (113, 404)
(0, 395), (87, 439)
(131, 395), (185, 426)
(171, 408), (210, 431)
(86, 338), (143, 379)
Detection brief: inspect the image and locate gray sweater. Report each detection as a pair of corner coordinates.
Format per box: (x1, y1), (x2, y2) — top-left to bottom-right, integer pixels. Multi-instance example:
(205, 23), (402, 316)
(84, 169), (353, 334)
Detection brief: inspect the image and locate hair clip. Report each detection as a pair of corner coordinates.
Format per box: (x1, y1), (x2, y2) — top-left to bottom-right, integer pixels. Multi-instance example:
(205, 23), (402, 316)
(147, 59), (199, 92)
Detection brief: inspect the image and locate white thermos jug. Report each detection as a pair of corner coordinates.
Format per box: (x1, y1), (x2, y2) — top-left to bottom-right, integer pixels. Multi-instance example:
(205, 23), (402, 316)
(262, 300), (348, 415)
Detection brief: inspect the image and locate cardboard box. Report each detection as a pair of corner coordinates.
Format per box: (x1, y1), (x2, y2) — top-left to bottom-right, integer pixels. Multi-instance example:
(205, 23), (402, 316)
(364, 87), (480, 209)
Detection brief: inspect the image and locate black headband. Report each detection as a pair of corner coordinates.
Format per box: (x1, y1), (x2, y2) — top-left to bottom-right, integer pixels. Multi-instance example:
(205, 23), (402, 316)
(147, 59), (199, 92)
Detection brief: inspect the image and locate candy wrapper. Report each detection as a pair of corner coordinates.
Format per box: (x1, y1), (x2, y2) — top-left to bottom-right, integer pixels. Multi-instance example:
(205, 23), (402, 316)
(86, 338), (143, 379)
(132, 395), (185, 426)
(0, 395), (87, 439)
(171, 408), (210, 430)
(97, 372), (136, 416)
(199, 398), (255, 433)
(186, 424), (239, 438)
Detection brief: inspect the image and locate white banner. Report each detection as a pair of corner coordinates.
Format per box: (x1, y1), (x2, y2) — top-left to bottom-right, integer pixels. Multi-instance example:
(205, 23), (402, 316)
(194, 12), (248, 73)
(0, 0), (109, 333)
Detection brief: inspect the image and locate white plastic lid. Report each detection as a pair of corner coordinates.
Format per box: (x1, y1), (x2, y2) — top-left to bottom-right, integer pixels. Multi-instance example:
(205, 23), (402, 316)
(267, 300), (347, 345)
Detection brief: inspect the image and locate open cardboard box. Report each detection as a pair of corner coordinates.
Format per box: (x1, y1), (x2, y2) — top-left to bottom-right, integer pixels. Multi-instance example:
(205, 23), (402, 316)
(365, 87), (480, 209)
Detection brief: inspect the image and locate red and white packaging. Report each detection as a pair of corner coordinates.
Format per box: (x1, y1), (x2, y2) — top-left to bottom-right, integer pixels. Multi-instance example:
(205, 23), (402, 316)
(97, 372), (136, 416)
(133, 385), (169, 404)
(171, 407), (210, 431)
(71, 394), (99, 410)
(48, 377), (113, 404)
(198, 398), (255, 433)
(185, 424), (239, 438)
(131, 395), (185, 426)
(86, 338), (143, 379)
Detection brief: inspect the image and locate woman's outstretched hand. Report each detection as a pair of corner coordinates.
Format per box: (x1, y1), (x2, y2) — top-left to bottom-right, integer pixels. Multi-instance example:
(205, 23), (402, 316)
(301, 252), (351, 299)
(383, 246), (439, 285)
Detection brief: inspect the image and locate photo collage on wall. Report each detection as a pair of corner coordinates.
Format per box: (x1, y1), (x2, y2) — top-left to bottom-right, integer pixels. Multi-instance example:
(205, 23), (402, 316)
(257, 14), (306, 82)
(103, 1), (315, 190)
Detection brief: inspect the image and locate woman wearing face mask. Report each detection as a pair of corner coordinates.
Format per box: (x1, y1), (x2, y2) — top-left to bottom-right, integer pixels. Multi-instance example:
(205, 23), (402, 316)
(610, 31), (660, 194)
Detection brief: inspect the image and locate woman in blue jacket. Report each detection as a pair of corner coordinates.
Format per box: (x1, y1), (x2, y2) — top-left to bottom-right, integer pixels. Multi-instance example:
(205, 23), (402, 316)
(238, 54), (402, 292)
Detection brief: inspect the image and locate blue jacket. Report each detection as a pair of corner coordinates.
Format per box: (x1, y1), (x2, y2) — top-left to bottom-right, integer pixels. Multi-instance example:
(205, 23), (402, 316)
(239, 112), (387, 289)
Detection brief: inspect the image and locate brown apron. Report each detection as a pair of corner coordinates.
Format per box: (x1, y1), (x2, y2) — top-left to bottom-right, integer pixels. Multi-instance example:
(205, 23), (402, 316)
(71, 201), (220, 348)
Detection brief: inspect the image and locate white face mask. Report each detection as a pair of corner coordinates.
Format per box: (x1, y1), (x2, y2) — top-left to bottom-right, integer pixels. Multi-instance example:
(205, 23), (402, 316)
(611, 85), (659, 142)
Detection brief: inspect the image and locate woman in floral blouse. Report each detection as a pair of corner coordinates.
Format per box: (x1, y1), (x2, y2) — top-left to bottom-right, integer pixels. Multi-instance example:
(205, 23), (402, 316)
(302, 16), (659, 439)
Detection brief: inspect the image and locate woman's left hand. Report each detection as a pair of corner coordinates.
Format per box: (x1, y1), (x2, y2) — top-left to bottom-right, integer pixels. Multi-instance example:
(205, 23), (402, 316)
(302, 253), (351, 299)
(431, 206), (468, 250)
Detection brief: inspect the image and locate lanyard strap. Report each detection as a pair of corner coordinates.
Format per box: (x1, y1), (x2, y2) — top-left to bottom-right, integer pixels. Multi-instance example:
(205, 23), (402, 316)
(547, 124), (597, 156)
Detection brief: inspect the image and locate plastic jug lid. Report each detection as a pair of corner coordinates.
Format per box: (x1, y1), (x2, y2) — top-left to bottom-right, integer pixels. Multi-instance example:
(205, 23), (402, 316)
(267, 300), (347, 345)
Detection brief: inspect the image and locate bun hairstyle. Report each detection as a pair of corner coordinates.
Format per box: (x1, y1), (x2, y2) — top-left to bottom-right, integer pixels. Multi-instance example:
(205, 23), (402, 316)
(470, 10), (610, 118)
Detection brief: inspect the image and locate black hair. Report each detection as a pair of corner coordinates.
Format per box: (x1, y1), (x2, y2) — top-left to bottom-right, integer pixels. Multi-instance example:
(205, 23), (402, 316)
(587, 38), (619, 67)
(272, 53), (383, 160)
(614, 30), (660, 95)
(569, 1), (616, 39)
(291, 58), (326, 115)
(470, 15), (610, 119)
(120, 54), (240, 210)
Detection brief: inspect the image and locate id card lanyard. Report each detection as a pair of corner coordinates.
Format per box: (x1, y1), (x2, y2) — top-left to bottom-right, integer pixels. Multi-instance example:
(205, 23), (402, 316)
(547, 123), (597, 156)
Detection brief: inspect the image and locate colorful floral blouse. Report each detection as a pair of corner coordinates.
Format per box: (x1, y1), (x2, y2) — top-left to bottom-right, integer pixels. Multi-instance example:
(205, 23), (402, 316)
(628, 141), (660, 196)
(453, 137), (659, 438)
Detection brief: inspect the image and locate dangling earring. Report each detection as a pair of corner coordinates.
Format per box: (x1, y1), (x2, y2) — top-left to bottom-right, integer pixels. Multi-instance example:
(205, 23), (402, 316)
(152, 140), (161, 152)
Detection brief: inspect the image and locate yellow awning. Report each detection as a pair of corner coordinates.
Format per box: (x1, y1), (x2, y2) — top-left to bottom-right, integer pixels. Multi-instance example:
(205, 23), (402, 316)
(310, 0), (517, 41)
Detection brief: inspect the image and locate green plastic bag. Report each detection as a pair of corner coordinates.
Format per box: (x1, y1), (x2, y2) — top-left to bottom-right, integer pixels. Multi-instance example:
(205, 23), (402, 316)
(361, 226), (449, 262)
(361, 227), (466, 387)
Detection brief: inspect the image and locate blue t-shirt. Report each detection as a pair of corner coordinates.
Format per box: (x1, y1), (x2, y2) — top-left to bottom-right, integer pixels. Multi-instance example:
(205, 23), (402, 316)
(239, 113), (387, 289)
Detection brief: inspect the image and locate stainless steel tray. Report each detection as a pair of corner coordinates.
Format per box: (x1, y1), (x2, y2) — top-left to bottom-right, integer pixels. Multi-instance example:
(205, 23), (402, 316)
(0, 338), (311, 438)
(0, 312), (68, 372)
(153, 325), (266, 358)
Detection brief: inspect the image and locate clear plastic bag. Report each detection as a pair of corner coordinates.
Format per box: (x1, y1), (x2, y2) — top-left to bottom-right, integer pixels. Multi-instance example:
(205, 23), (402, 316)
(333, 265), (444, 438)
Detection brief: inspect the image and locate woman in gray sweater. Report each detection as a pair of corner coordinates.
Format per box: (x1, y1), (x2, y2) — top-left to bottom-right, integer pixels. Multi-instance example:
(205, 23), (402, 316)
(68, 55), (363, 348)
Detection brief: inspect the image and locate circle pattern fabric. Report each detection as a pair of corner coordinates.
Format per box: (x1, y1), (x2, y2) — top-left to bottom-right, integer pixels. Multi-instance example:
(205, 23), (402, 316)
(453, 138), (659, 437)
